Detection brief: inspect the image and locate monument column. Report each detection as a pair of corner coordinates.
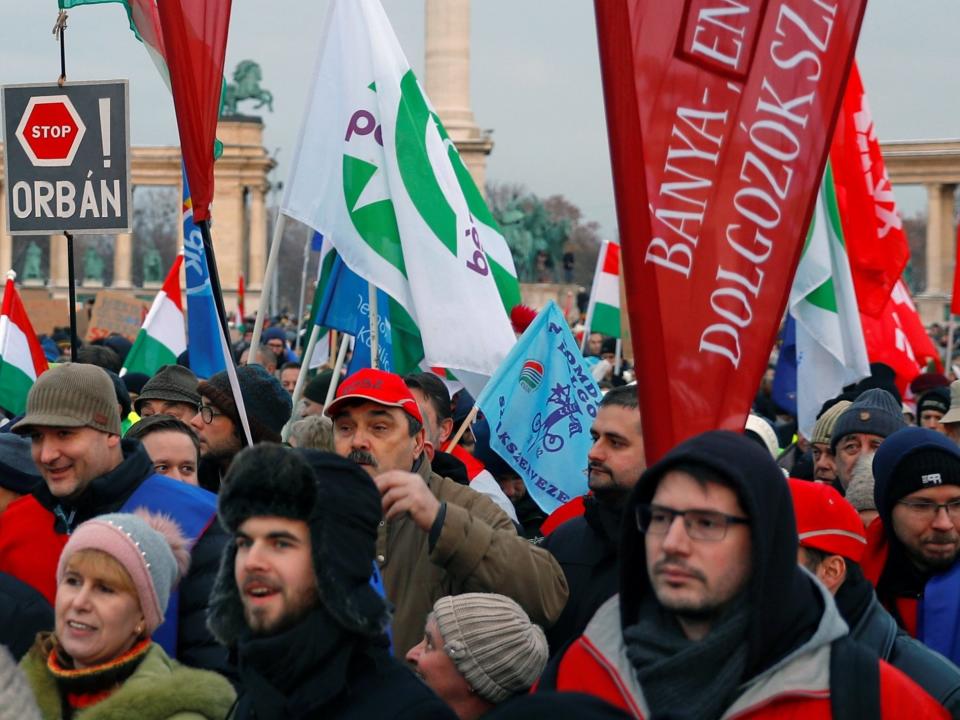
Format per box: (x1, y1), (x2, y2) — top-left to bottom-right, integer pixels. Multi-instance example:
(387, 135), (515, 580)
(425, 0), (493, 193)
(248, 185), (266, 290)
(925, 183), (955, 295)
(0, 183), (11, 274)
(113, 232), (133, 288)
(49, 235), (68, 287)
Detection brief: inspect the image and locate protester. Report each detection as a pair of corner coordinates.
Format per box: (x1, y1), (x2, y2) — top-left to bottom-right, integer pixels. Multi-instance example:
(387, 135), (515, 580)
(134, 364), (201, 421)
(472, 437), (546, 539)
(326, 368), (567, 655)
(744, 413), (779, 459)
(122, 371), (150, 407)
(919, 387), (951, 431)
(262, 326), (297, 366)
(191, 364), (292, 492)
(208, 444), (455, 719)
(0, 363), (229, 675)
(831, 388), (906, 490)
(864, 427), (960, 665)
(20, 511), (235, 719)
(789, 479), (960, 716)
(540, 385), (645, 651)
(238, 345), (277, 376)
(0, 434), (40, 514)
(279, 361), (300, 394)
(540, 430), (946, 718)
(301, 369), (334, 418)
(0, 645), (41, 720)
(287, 414), (334, 451)
(941, 380), (960, 445)
(0, 570), (52, 661)
(809, 400), (851, 485)
(406, 593), (548, 719)
(126, 414), (201, 486)
(76, 344), (122, 374)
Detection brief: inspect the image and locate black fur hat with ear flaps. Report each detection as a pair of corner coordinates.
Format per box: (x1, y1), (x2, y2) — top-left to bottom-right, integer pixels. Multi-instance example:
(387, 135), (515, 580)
(207, 444), (389, 645)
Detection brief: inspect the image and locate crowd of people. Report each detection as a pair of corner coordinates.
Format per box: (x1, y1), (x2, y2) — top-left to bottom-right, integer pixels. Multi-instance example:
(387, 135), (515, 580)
(0, 317), (959, 718)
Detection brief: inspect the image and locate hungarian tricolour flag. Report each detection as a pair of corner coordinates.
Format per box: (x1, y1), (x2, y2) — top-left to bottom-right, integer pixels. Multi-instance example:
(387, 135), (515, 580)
(281, 0), (520, 397)
(0, 274), (49, 415)
(583, 240), (621, 340)
(122, 255), (186, 377)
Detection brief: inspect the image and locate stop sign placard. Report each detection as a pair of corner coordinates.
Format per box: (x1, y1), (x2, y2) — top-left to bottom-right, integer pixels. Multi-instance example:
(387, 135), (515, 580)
(15, 95), (86, 167)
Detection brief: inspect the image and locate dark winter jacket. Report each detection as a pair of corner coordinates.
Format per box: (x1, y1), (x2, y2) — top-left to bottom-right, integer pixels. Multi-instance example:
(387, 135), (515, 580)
(541, 495), (621, 652)
(0, 440), (230, 677)
(0, 571), (52, 660)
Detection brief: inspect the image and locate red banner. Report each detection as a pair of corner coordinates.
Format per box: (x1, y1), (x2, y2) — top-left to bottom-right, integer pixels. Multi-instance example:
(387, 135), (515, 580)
(595, 0), (867, 461)
(157, 0), (232, 223)
(829, 62), (910, 317)
(952, 223), (960, 316)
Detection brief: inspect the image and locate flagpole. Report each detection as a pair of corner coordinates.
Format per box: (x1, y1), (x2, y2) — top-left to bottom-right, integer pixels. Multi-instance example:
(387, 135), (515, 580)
(580, 240), (608, 354)
(446, 405), (480, 454)
(65, 232), (78, 362)
(947, 316), (956, 373)
(368, 281), (379, 370)
(615, 338), (623, 375)
(294, 233), (310, 354)
(250, 213), (287, 360)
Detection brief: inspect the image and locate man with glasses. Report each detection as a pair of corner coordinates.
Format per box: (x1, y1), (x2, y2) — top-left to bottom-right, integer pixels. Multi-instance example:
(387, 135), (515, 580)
(540, 430), (942, 718)
(864, 426), (960, 666)
(191, 364), (292, 492)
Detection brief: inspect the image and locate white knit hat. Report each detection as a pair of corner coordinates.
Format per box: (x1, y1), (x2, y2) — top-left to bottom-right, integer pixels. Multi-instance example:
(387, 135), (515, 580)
(433, 593), (548, 703)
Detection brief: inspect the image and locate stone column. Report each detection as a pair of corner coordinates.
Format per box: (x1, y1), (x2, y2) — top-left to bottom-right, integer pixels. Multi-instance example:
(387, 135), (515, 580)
(925, 183), (956, 294)
(49, 235), (68, 287)
(424, 0), (493, 192)
(112, 232), (133, 288)
(0, 184), (11, 275)
(248, 186), (267, 290)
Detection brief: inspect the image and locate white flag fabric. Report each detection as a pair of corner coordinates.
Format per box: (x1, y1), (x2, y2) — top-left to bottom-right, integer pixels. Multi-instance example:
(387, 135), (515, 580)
(281, 0), (518, 389)
(790, 165), (870, 438)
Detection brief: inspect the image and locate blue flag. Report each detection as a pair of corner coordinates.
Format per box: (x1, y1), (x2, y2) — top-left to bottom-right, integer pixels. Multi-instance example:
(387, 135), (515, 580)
(182, 167), (226, 379)
(475, 301), (601, 513)
(315, 254), (394, 373)
(772, 316), (798, 416)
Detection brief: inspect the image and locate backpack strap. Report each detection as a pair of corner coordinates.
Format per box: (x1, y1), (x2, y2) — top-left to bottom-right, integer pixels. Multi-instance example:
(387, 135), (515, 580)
(829, 635), (880, 720)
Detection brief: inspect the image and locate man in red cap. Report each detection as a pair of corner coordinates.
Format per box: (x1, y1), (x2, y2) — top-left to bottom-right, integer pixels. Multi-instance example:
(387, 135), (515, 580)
(789, 479), (960, 714)
(326, 368), (568, 656)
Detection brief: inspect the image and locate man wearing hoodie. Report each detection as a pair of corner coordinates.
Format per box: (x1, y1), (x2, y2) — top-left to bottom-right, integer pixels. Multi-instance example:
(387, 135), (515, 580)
(540, 430), (945, 719)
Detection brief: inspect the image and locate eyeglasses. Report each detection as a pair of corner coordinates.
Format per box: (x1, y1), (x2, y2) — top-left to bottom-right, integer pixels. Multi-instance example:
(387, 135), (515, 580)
(897, 498), (960, 520)
(636, 503), (750, 542)
(197, 404), (224, 424)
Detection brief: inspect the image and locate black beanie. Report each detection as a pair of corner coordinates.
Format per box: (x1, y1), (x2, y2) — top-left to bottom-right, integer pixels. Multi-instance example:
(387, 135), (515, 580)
(917, 387), (951, 423)
(303, 369), (334, 405)
(197, 365), (292, 444)
(208, 444), (388, 644)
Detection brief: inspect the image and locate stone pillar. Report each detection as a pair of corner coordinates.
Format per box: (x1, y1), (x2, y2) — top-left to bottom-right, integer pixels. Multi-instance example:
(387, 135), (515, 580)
(112, 232), (133, 288)
(49, 235), (68, 287)
(248, 186), (267, 291)
(0, 184), (11, 275)
(925, 183), (956, 294)
(424, 0), (493, 192)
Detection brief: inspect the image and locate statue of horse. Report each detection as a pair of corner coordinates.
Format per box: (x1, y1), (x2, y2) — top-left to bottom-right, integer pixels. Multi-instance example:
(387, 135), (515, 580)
(222, 60), (274, 116)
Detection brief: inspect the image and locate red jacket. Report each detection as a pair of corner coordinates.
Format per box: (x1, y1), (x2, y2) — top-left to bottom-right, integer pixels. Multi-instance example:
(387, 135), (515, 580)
(0, 495), (66, 604)
(861, 518), (920, 637)
(546, 596), (948, 719)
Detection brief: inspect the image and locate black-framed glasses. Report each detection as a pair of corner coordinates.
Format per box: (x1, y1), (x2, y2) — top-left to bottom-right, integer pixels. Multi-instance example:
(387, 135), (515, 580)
(636, 503), (750, 542)
(197, 404), (224, 424)
(897, 498), (960, 520)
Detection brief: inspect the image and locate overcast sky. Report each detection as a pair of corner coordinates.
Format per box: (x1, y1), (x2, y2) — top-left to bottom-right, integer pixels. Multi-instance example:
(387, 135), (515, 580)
(1, 1), (956, 237)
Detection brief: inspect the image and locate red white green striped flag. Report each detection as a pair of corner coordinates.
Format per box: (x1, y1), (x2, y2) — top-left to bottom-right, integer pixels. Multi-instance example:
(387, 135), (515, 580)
(0, 272), (49, 415)
(122, 256), (186, 377)
(583, 240), (622, 340)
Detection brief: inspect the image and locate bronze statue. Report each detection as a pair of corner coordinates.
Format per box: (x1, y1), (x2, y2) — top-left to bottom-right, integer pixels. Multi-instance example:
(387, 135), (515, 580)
(22, 241), (43, 281)
(143, 246), (163, 284)
(222, 60), (273, 116)
(83, 246), (105, 283)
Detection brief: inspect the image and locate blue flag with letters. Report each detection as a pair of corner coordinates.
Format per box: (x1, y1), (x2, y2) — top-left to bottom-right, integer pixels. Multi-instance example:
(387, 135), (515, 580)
(475, 301), (600, 513)
(182, 167), (226, 379)
(315, 253), (394, 373)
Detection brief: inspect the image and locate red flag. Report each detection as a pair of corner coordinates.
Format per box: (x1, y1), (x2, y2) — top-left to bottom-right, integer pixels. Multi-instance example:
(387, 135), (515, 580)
(952, 222), (960, 316)
(156, 0), (232, 223)
(237, 274), (245, 324)
(890, 281), (942, 372)
(829, 62), (910, 317)
(594, 0), (867, 462)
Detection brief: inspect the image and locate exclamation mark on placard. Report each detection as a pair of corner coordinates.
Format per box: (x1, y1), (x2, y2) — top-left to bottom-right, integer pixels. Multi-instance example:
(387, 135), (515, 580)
(98, 98), (111, 168)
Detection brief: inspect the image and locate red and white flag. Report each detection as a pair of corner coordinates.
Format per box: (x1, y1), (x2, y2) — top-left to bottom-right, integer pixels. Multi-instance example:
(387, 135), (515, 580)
(594, 0), (868, 461)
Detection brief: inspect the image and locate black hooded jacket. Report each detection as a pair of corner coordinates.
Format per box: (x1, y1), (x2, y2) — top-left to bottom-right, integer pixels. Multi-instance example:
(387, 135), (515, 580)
(618, 430), (826, 680)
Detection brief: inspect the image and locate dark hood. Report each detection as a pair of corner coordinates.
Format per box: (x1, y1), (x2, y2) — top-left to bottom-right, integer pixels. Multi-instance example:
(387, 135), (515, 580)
(619, 430), (823, 677)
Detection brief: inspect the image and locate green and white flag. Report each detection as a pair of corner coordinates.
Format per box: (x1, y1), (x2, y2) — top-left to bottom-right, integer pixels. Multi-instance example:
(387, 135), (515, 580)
(790, 163), (870, 438)
(121, 255), (186, 378)
(281, 0), (520, 395)
(583, 240), (621, 340)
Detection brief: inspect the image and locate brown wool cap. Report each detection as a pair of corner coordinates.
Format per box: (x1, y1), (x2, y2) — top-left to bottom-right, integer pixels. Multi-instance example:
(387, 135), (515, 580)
(13, 363), (121, 436)
(810, 400), (852, 446)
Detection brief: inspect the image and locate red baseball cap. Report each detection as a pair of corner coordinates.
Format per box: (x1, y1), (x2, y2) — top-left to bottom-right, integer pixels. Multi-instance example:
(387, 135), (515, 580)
(788, 479), (867, 563)
(324, 368), (424, 426)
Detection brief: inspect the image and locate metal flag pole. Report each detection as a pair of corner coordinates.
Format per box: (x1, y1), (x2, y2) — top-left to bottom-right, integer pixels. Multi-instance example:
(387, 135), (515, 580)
(65, 233), (78, 361)
(369, 281), (379, 369)
(249, 212), (287, 359)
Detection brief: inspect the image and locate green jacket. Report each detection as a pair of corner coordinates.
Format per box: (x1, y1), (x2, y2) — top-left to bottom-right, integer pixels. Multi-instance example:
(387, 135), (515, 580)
(379, 457), (569, 656)
(21, 642), (235, 720)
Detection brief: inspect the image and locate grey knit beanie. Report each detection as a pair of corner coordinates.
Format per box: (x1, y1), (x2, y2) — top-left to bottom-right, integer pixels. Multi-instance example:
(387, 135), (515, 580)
(433, 593), (548, 703)
(830, 389), (906, 452)
(57, 510), (191, 634)
(134, 364), (200, 414)
(810, 400), (851, 446)
(13, 363), (120, 436)
(845, 451), (877, 512)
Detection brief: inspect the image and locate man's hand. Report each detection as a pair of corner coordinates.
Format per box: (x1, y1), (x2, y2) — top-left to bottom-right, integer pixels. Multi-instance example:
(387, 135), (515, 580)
(374, 470), (441, 532)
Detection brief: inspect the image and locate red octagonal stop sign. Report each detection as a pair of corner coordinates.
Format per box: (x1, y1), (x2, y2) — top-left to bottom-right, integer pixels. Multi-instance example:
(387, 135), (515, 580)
(15, 95), (86, 167)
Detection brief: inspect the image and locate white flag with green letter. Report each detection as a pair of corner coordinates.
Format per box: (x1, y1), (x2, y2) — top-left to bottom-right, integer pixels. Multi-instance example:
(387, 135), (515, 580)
(790, 163), (870, 438)
(281, 0), (520, 392)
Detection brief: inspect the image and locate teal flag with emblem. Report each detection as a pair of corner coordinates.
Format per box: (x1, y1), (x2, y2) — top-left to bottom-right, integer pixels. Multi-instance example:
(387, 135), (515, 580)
(280, 0), (519, 396)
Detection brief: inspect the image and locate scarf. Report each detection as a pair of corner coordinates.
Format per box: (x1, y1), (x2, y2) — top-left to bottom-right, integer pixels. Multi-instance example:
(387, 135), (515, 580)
(624, 595), (750, 720)
(236, 606), (359, 720)
(44, 634), (151, 716)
